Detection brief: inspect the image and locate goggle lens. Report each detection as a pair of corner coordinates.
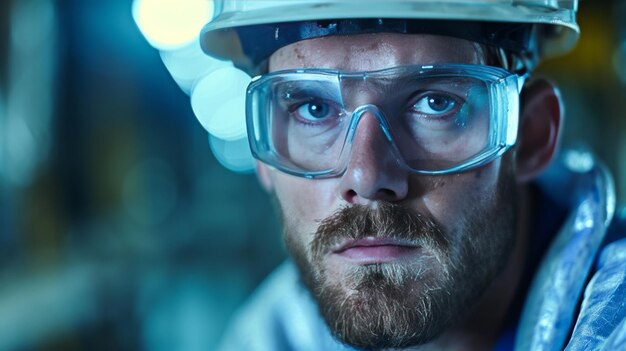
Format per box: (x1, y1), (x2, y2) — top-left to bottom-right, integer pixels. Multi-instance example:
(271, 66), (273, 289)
(247, 64), (524, 178)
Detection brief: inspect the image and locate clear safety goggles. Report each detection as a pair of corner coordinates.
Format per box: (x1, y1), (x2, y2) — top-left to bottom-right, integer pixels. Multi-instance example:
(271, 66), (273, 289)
(246, 64), (526, 178)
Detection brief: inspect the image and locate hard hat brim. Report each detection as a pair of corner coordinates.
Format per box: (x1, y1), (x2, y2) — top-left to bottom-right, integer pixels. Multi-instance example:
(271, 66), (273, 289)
(200, 2), (579, 72)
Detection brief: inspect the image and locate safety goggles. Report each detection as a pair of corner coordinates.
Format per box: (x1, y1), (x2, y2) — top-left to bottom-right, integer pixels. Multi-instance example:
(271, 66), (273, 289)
(246, 64), (526, 178)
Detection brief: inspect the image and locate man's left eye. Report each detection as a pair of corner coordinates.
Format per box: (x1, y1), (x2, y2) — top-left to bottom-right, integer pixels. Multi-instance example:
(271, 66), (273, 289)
(411, 93), (459, 116)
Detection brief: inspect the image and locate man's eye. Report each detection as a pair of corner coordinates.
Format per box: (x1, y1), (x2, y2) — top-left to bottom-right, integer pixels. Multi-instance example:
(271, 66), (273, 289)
(411, 93), (460, 117)
(293, 100), (340, 122)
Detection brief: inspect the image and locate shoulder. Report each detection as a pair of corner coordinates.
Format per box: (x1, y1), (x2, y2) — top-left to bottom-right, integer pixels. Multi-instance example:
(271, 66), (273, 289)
(565, 207), (626, 349)
(603, 207), (626, 244)
(217, 261), (348, 351)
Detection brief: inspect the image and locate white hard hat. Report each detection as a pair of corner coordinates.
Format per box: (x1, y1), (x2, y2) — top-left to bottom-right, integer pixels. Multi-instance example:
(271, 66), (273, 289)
(200, 0), (579, 74)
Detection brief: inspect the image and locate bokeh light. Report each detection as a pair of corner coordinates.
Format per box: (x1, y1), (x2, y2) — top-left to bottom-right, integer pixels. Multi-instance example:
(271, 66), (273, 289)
(564, 149), (595, 174)
(160, 41), (231, 94)
(190, 67), (250, 140)
(4, 110), (37, 186)
(132, 0), (213, 51)
(613, 41), (626, 85)
(1, 0), (56, 187)
(208, 134), (255, 173)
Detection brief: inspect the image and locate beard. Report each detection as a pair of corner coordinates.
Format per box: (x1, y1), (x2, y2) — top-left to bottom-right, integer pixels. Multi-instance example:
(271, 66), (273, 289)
(279, 176), (518, 349)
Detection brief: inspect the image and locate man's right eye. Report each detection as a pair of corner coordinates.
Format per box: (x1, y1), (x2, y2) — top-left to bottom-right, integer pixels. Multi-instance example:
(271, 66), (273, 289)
(291, 100), (342, 123)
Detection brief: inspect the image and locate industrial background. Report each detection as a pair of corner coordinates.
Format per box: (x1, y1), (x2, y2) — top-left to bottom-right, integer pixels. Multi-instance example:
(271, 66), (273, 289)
(0, 0), (624, 350)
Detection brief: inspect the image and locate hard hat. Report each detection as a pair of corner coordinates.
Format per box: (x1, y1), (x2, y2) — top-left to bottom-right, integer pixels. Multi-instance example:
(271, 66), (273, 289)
(200, 0), (579, 74)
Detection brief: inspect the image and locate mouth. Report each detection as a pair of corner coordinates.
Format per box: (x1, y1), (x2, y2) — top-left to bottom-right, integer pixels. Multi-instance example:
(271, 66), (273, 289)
(332, 237), (422, 264)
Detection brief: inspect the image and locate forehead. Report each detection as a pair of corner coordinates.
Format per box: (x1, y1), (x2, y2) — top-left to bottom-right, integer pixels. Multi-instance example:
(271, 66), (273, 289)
(269, 33), (485, 72)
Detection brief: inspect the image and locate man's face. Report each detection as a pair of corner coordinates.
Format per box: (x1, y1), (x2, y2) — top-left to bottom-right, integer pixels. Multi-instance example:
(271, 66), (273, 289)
(264, 33), (518, 349)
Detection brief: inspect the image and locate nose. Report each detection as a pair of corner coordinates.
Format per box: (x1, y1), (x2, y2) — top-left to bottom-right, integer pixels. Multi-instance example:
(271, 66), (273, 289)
(339, 111), (409, 205)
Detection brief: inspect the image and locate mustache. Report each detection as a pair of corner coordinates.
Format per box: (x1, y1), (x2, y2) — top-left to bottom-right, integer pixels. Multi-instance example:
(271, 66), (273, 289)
(310, 202), (448, 259)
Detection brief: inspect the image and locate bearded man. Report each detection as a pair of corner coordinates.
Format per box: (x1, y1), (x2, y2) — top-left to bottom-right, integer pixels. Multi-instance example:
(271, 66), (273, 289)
(192, 1), (626, 350)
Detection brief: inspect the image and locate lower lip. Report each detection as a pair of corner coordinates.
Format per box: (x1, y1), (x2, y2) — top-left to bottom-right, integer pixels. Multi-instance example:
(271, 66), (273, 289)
(334, 245), (421, 264)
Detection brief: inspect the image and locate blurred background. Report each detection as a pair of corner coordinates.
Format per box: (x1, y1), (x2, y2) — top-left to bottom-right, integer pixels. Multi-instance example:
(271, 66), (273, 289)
(0, 0), (624, 350)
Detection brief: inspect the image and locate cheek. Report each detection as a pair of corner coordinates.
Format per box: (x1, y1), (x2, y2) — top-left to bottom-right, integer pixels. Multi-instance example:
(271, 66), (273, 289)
(271, 171), (339, 234)
(418, 159), (504, 235)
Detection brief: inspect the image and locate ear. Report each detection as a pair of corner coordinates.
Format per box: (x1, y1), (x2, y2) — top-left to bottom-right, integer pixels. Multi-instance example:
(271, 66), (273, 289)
(515, 78), (563, 183)
(255, 161), (274, 192)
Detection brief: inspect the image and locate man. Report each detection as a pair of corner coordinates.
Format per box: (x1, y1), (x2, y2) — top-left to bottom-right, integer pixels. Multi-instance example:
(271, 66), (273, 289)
(195, 1), (626, 350)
